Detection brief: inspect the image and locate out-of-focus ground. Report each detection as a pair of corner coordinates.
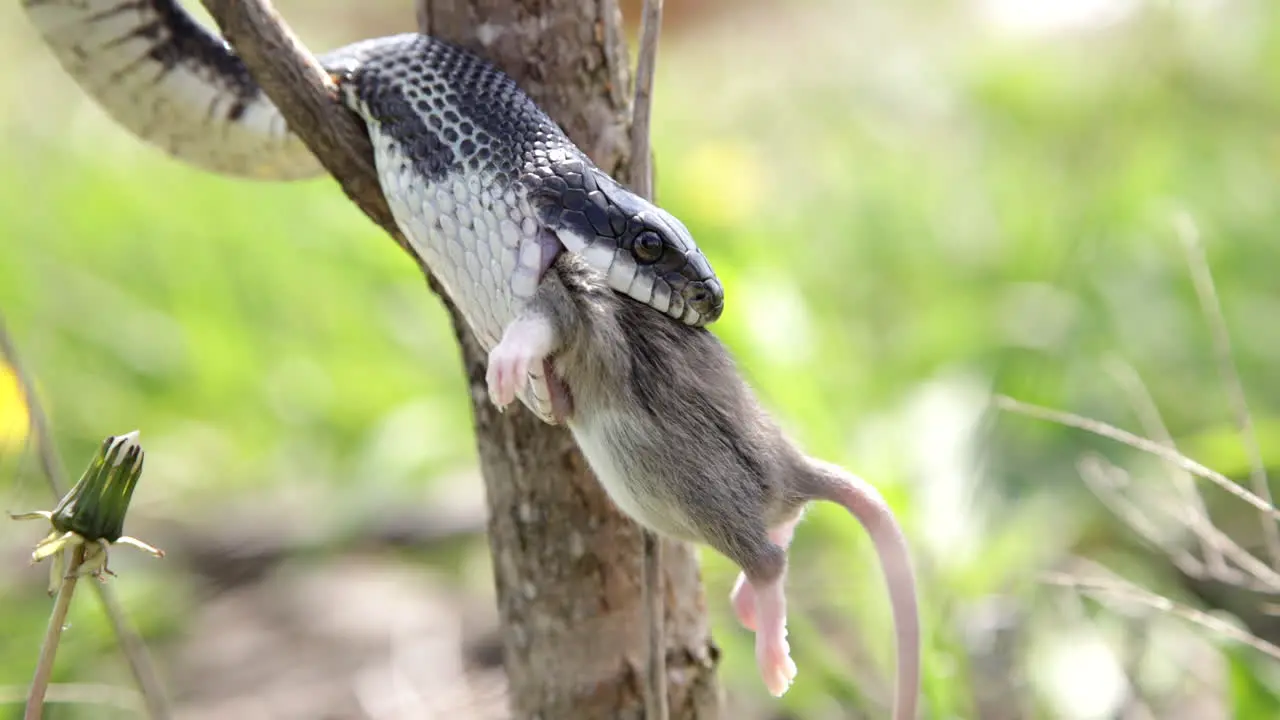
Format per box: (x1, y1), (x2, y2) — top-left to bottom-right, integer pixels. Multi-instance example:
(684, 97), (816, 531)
(4, 0), (1280, 718)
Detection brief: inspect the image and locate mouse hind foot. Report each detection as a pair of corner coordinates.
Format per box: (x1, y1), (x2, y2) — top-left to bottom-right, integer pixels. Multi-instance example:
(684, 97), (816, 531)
(753, 575), (798, 696)
(720, 532), (800, 697)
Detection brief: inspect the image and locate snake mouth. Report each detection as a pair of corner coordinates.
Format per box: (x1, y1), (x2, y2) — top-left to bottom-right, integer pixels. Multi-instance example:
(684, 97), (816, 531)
(527, 163), (726, 326)
(552, 227), (723, 326)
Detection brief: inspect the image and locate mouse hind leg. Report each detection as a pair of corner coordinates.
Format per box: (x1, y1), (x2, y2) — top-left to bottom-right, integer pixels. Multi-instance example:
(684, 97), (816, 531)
(712, 530), (799, 697)
(730, 510), (803, 632)
(731, 511), (805, 630)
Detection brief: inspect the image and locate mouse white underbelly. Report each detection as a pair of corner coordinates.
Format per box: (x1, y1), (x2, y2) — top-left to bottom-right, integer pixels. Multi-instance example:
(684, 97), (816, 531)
(567, 413), (698, 540)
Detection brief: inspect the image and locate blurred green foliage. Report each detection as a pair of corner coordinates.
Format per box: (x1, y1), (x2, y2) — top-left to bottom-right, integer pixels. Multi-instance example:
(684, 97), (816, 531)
(4, 0), (1280, 717)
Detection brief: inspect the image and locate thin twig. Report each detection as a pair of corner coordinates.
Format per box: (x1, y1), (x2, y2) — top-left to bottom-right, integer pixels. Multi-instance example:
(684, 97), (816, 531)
(0, 314), (172, 720)
(1042, 567), (1280, 662)
(1188, 524), (1280, 592)
(91, 585), (171, 717)
(0, 683), (142, 712)
(0, 315), (66, 491)
(1081, 452), (1280, 592)
(641, 531), (666, 720)
(1096, 357), (1280, 591)
(994, 395), (1280, 521)
(629, 0), (663, 201)
(1173, 212), (1280, 572)
(1076, 454), (1207, 579)
(629, 0), (668, 716)
(1104, 357), (1226, 575)
(26, 545), (87, 720)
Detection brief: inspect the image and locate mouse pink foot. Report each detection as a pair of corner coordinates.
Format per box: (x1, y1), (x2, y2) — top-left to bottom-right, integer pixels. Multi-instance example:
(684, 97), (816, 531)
(486, 317), (555, 410)
(730, 573), (758, 631)
(752, 577), (797, 696)
(755, 620), (798, 697)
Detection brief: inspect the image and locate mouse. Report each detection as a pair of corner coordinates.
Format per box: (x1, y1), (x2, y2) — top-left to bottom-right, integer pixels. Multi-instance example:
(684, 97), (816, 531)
(484, 252), (921, 719)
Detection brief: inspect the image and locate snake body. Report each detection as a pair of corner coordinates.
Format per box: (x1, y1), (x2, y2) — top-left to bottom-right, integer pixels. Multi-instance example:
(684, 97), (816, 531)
(22, 0), (724, 423)
(23, 0), (323, 179)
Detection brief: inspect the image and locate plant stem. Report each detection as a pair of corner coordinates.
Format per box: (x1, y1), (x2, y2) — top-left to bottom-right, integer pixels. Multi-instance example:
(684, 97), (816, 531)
(0, 313), (172, 720)
(92, 585), (171, 719)
(26, 544), (87, 720)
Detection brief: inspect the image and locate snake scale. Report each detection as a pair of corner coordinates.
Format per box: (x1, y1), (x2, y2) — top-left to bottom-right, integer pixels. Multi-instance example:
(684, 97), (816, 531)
(21, 0), (725, 423)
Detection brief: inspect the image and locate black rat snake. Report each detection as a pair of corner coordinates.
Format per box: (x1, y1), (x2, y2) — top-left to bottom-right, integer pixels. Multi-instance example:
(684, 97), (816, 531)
(21, 0), (725, 422)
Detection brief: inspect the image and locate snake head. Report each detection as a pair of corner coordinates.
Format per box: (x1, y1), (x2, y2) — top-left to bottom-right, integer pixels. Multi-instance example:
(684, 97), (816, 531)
(526, 157), (725, 326)
(620, 203), (724, 326)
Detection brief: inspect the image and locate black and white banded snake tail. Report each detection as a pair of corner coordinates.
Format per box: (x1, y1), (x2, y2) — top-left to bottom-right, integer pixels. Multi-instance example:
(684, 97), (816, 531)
(21, 0), (726, 424)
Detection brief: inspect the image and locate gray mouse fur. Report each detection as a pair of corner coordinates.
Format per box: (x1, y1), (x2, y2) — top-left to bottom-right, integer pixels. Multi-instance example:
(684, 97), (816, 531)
(485, 252), (921, 719)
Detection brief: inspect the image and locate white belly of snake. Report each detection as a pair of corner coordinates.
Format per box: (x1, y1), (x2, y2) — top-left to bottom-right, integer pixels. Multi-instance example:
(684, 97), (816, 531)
(21, 2), (725, 424)
(368, 120), (562, 416)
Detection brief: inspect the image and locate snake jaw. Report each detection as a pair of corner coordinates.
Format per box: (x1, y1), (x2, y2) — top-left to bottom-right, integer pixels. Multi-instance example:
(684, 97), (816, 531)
(527, 165), (725, 327)
(549, 224), (722, 326)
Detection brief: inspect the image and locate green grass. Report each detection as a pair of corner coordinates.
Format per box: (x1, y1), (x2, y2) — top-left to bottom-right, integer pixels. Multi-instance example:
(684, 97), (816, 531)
(4, 0), (1280, 717)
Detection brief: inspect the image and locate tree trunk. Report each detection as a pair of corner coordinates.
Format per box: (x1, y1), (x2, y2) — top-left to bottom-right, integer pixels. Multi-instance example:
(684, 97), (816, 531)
(416, 3), (722, 718)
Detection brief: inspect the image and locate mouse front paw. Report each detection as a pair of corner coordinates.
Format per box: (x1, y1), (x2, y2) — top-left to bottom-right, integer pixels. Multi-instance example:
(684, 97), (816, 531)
(486, 318), (555, 411)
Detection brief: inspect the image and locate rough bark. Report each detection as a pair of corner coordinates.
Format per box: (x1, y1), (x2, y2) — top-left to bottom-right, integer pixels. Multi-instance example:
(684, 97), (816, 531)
(200, 1), (722, 717)
(419, 4), (722, 717)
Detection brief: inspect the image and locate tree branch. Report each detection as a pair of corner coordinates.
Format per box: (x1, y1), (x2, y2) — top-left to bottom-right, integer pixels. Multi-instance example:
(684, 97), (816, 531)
(629, 0), (670, 717)
(630, 0), (663, 201)
(199, 0), (397, 242)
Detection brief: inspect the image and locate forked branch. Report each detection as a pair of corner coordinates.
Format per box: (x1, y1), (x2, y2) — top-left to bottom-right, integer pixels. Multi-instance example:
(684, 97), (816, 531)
(197, 0), (419, 265)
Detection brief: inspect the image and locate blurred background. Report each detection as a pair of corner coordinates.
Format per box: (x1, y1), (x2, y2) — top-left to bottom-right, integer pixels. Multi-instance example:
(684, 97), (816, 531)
(4, 0), (1280, 717)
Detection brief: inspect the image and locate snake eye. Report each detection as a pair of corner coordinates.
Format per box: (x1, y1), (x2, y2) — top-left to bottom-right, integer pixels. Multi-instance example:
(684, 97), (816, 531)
(634, 231), (664, 263)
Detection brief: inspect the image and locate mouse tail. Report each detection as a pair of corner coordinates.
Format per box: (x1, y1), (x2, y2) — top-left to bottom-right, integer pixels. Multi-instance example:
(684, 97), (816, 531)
(803, 458), (921, 720)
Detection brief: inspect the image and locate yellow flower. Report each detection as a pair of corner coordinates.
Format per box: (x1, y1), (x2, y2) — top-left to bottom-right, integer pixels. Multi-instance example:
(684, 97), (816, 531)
(0, 361), (29, 449)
